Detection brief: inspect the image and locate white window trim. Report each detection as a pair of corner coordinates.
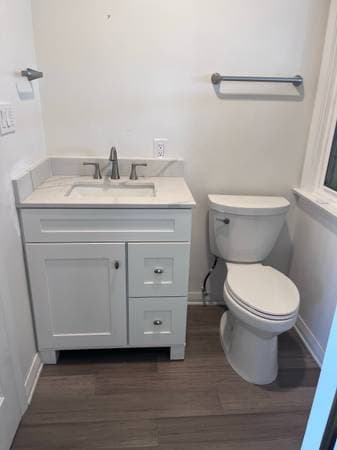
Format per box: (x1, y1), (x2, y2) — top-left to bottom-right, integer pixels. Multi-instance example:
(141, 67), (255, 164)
(299, 0), (337, 216)
(316, 83), (337, 201)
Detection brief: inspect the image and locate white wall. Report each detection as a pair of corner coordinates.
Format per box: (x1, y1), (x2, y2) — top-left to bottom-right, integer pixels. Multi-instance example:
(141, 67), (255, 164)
(290, 199), (337, 364)
(288, 0), (337, 364)
(0, 0), (46, 390)
(31, 0), (330, 297)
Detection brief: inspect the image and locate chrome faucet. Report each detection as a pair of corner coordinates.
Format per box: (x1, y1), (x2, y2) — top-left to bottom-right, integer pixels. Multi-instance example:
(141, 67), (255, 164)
(109, 146), (120, 179)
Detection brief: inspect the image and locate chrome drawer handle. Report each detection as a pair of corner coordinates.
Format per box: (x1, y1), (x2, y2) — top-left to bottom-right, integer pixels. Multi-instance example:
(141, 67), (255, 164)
(153, 319), (162, 326)
(154, 268), (164, 274)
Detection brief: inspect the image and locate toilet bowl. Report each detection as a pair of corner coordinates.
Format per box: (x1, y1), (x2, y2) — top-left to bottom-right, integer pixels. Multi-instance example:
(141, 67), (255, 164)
(208, 194), (300, 384)
(220, 263), (299, 384)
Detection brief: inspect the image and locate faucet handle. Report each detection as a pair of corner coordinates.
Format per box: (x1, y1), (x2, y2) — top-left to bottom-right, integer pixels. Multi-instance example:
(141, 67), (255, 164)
(129, 163), (147, 180)
(109, 146), (117, 161)
(82, 162), (102, 179)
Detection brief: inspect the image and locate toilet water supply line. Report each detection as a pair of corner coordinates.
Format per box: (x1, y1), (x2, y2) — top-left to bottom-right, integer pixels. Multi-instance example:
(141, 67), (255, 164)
(201, 256), (218, 304)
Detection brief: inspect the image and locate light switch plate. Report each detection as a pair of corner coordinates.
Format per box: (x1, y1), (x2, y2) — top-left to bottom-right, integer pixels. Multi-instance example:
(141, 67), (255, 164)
(0, 103), (15, 135)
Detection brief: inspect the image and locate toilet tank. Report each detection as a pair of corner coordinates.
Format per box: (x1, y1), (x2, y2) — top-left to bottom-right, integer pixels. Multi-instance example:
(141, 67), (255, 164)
(208, 195), (290, 263)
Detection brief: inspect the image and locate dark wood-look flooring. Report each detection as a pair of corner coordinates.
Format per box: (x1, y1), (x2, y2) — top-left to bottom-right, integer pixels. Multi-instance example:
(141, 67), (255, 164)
(12, 306), (319, 450)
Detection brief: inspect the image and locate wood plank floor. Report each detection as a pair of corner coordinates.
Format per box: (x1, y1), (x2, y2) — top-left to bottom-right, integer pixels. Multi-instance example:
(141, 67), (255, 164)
(11, 306), (319, 449)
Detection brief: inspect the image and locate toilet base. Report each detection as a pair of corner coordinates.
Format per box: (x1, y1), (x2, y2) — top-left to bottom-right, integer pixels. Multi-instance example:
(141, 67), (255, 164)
(220, 311), (278, 385)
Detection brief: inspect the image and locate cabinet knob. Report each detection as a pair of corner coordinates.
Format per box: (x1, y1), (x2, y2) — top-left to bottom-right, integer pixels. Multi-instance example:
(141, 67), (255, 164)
(216, 217), (230, 225)
(153, 319), (162, 326)
(114, 261), (120, 269)
(154, 268), (164, 274)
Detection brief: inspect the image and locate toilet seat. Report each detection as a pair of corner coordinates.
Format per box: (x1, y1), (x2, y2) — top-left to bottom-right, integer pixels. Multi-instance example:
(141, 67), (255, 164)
(225, 263), (299, 321)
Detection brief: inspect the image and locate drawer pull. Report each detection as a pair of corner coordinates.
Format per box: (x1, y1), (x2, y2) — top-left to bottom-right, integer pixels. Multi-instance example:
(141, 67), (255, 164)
(216, 217), (230, 225)
(154, 268), (164, 274)
(114, 261), (120, 269)
(153, 319), (163, 326)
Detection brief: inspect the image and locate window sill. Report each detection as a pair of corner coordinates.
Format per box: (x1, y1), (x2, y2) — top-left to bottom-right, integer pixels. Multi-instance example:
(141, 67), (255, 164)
(293, 187), (337, 228)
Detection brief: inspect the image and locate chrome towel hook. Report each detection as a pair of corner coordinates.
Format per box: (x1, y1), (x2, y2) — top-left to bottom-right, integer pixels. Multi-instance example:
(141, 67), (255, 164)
(21, 68), (44, 82)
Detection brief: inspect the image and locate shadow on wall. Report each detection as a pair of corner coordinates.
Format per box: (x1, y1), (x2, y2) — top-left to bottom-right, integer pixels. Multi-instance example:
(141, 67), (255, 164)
(212, 82), (305, 102)
(204, 209), (227, 303)
(266, 223), (293, 274)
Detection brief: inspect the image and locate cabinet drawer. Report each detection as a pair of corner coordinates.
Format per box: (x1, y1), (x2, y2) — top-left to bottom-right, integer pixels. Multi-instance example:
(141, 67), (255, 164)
(128, 242), (190, 297)
(20, 208), (192, 243)
(129, 297), (187, 346)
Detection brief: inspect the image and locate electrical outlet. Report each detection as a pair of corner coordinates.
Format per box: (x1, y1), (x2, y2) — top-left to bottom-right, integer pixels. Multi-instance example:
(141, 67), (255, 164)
(153, 138), (167, 159)
(0, 103), (15, 136)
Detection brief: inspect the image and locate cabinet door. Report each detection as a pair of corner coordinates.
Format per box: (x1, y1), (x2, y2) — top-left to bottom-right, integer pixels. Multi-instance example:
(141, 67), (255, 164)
(26, 243), (127, 349)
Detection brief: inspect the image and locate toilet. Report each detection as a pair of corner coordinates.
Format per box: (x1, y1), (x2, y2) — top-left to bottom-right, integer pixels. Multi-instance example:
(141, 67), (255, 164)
(208, 194), (300, 385)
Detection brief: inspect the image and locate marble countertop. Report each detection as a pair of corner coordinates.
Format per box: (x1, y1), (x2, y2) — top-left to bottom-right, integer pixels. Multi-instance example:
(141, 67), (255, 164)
(17, 176), (196, 209)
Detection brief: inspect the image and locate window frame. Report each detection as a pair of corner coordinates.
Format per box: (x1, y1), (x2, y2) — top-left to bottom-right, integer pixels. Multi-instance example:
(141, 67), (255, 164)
(317, 96), (337, 203)
(315, 70), (337, 202)
(300, 0), (337, 213)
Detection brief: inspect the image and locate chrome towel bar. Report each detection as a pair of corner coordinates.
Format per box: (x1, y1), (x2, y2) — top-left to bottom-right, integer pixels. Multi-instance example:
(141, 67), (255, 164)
(211, 73), (303, 87)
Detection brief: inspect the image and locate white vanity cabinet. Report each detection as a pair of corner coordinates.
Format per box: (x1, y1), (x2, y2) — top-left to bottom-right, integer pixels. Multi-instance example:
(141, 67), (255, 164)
(20, 208), (192, 362)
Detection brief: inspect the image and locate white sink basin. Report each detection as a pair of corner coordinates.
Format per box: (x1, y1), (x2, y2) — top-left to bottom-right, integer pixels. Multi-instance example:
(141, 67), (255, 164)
(66, 181), (156, 198)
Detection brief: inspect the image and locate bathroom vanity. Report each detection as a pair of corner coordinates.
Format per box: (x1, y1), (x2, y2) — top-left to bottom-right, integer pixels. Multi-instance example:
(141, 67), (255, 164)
(14, 158), (195, 363)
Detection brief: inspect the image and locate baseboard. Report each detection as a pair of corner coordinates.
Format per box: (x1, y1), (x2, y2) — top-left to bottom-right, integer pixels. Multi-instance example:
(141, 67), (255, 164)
(188, 291), (225, 305)
(295, 315), (324, 367)
(24, 353), (43, 404)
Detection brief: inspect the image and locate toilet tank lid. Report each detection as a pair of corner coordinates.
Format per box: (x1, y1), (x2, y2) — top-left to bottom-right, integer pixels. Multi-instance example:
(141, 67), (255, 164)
(208, 195), (290, 215)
